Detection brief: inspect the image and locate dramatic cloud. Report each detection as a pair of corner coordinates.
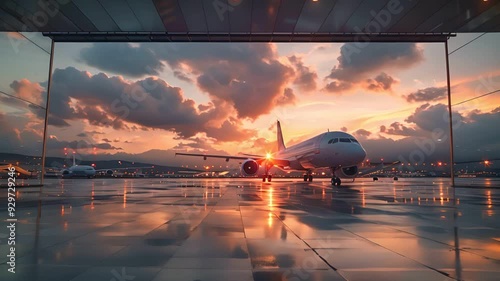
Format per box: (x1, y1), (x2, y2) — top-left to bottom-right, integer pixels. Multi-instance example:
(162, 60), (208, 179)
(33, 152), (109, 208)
(0, 113), (43, 155)
(172, 137), (214, 152)
(251, 137), (276, 154)
(203, 119), (256, 143)
(405, 103), (463, 132)
(380, 122), (420, 136)
(366, 72), (398, 92)
(79, 43), (295, 120)
(324, 81), (352, 93)
(9, 79), (45, 106)
(80, 43), (164, 77)
(46, 138), (122, 151)
(275, 88), (297, 106)
(9, 67), (256, 142)
(405, 86), (447, 103)
(173, 70), (192, 82)
(288, 55), (318, 92)
(330, 43), (424, 79)
(353, 129), (372, 138)
(453, 109), (500, 160)
(324, 43), (423, 93)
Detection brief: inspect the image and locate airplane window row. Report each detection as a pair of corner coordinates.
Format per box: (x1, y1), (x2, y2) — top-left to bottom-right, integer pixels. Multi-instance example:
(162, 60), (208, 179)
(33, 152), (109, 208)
(328, 138), (338, 144)
(328, 138), (359, 144)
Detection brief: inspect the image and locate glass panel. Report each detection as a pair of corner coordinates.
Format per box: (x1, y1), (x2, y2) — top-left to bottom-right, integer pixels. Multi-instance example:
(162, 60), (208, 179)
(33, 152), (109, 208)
(0, 32), (51, 185)
(449, 33), (500, 184)
(339, 138), (351, 143)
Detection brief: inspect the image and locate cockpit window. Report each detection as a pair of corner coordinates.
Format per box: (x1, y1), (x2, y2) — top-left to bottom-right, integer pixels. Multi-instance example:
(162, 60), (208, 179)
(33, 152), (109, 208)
(328, 138), (338, 144)
(339, 138), (351, 143)
(350, 138), (359, 143)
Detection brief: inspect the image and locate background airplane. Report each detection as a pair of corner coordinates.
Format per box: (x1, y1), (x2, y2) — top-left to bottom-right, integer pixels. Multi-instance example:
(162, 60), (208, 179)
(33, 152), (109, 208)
(176, 121), (367, 186)
(57, 154), (110, 178)
(55, 154), (151, 178)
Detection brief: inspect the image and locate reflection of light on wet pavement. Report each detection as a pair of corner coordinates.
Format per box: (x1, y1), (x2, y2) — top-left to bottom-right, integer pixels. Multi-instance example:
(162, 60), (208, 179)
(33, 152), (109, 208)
(8, 177), (500, 280)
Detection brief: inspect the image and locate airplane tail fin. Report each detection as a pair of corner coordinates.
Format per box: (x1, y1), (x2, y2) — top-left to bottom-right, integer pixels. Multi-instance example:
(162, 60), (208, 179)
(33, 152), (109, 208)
(277, 121), (286, 151)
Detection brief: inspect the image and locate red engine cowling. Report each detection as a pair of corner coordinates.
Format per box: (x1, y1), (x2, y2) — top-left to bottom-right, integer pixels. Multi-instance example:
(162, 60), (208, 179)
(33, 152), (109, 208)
(334, 166), (359, 178)
(241, 159), (260, 176)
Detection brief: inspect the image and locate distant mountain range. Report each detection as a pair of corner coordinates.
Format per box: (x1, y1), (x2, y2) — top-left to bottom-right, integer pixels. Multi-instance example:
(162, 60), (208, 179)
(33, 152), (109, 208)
(0, 152), (202, 173)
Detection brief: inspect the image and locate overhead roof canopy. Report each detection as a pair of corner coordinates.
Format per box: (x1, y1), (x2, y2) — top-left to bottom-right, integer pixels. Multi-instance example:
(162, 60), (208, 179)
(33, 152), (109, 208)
(1, 0), (499, 42)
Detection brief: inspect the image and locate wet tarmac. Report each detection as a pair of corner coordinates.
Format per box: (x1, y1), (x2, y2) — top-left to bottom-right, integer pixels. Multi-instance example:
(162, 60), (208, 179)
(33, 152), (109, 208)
(0, 177), (499, 281)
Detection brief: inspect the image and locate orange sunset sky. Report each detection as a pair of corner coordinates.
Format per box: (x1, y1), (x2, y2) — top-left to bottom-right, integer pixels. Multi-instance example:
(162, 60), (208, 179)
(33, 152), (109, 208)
(1, 32), (499, 167)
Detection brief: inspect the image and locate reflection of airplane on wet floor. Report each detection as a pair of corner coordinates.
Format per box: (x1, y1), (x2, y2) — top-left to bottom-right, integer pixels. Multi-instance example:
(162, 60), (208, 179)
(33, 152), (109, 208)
(176, 121), (367, 186)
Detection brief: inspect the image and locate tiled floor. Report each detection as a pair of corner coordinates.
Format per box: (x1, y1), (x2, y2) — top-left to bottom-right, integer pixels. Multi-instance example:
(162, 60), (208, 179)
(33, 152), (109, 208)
(0, 177), (499, 280)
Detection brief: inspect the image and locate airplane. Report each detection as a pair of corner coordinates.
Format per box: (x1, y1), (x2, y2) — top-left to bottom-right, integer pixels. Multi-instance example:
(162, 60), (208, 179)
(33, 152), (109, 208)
(57, 154), (154, 179)
(58, 154), (110, 178)
(176, 121), (367, 186)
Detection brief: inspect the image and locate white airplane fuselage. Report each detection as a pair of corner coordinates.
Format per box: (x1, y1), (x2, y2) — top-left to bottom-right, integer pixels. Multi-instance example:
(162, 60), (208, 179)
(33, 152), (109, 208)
(62, 165), (96, 178)
(175, 121), (367, 184)
(272, 131), (366, 171)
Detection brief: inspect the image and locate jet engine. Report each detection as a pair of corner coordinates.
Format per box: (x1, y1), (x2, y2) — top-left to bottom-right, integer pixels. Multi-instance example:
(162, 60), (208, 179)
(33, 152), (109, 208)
(61, 169), (70, 176)
(241, 159), (260, 176)
(335, 166), (358, 178)
(105, 169), (113, 175)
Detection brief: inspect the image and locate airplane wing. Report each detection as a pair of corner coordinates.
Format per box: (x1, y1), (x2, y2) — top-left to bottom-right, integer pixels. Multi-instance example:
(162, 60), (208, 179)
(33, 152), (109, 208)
(239, 153), (266, 158)
(175, 153), (290, 167)
(454, 159), (498, 165)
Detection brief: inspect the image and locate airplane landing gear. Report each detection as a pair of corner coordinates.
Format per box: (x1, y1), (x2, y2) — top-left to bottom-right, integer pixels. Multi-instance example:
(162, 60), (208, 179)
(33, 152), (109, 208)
(330, 167), (342, 186)
(262, 161), (273, 182)
(303, 173), (313, 182)
(262, 175), (273, 182)
(331, 177), (341, 186)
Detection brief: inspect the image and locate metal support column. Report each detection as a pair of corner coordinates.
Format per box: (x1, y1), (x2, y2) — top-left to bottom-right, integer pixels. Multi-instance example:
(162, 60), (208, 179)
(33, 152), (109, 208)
(445, 39), (455, 187)
(40, 40), (55, 185)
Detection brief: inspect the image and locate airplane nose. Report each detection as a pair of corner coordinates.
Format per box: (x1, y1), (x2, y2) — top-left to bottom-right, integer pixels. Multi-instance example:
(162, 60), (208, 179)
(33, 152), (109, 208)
(355, 146), (367, 164)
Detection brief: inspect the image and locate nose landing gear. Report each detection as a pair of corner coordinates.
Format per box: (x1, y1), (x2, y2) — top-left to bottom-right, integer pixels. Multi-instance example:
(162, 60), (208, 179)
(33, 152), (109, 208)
(330, 167), (342, 186)
(303, 173), (313, 182)
(331, 177), (341, 186)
